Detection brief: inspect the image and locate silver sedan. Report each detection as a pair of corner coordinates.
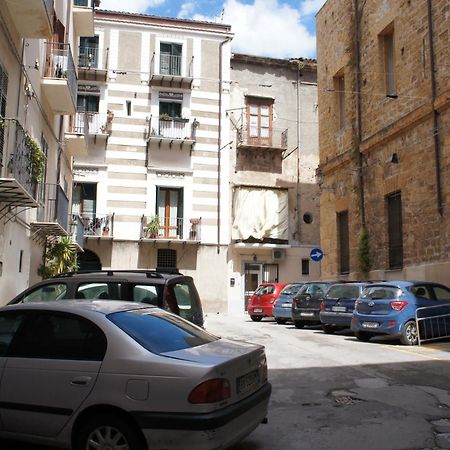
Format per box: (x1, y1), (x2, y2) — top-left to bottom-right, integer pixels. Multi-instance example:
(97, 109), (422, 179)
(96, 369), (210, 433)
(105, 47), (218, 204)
(0, 301), (271, 450)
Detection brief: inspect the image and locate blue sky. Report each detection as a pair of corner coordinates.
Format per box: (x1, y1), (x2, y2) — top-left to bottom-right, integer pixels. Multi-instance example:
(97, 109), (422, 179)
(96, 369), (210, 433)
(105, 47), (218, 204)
(99, 0), (327, 58)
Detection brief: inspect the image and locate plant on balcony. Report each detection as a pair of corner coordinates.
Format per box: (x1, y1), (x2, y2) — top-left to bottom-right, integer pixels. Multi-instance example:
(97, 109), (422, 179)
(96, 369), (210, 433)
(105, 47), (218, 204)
(146, 215), (160, 238)
(25, 133), (45, 183)
(38, 236), (79, 279)
(159, 113), (171, 121)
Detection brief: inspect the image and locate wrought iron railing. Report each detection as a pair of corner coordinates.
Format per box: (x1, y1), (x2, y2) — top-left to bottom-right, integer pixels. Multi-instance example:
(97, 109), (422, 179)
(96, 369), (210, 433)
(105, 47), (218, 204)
(150, 53), (194, 78)
(71, 111), (111, 135)
(141, 216), (201, 241)
(44, 42), (77, 108)
(237, 127), (288, 149)
(78, 46), (109, 70)
(4, 119), (44, 199)
(80, 213), (114, 237)
(36, 183), (69, 230)
(70, 215), (85, 248)
(147, 116), (198, 141)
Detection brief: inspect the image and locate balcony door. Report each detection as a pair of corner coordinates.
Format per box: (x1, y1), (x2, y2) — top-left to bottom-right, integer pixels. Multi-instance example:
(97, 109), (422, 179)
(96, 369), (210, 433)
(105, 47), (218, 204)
(157, 187), (183, 239)
(160, 43), (182, 76)
(246, 97), (273, 146)
(79, 36), (99, 68)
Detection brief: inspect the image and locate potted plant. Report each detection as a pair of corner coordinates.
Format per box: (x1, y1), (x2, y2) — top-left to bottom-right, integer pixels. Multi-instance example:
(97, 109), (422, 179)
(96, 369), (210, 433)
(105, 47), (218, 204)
(146, 215), (160, 238)
(38, 236), (79, 279)
(159, 112), (170, 121)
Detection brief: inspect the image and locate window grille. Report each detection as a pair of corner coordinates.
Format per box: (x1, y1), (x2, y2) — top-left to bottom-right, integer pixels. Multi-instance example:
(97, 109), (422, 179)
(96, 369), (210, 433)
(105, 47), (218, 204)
(157, 249), (177, 269)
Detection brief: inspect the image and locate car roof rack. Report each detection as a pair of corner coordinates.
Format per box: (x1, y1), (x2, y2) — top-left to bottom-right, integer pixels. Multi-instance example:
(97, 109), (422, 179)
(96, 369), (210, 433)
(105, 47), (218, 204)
(54, 270), (181, 279)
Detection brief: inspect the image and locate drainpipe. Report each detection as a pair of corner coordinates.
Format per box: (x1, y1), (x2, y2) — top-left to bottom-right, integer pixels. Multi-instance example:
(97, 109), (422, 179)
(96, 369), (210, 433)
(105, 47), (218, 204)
(353, 0), (366, 227)
(426, 0), (443, 216)
(217, 37), (231, 254)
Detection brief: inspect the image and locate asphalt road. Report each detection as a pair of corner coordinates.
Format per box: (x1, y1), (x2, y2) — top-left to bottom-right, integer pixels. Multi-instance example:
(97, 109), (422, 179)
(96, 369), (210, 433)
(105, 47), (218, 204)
(2, 313), (450, 450)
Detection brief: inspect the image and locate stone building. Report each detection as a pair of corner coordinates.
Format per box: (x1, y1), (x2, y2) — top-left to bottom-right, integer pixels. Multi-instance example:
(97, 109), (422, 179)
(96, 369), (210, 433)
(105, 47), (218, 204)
(316, 0), (449, 283)
(227, 54), (320, 313)
(0, 0), (96, 302)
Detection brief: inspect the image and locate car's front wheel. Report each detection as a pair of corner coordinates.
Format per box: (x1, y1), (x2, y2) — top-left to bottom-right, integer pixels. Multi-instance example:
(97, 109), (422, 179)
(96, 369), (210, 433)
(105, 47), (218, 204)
(355, 331), (373, 342)
(75, 413), (145, 450)
(250, 315), (263, 322)
(400, 320), (418, 346)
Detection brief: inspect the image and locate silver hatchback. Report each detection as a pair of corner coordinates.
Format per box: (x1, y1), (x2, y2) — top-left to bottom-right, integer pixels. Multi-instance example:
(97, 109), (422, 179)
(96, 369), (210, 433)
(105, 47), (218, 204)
(0, 301), (271, 450)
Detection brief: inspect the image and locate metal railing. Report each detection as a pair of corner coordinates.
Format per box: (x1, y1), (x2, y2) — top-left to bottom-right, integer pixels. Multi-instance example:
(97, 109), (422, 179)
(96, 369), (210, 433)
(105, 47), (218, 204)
(147, 116), (198, 141)
(78, 46), (109, 70)
(4, 119), (42, 199)
(70, 215), (85, 248)
(150, 52), (194, 78)
(416, 304), (450, 345)
(44, 42), (77, 107)
(80, 213), (114, 237)
(36, 184), (69, 230)
(70, 112), (110, 135)
(141, 216), (201, 241)
(237, 127), (288, 149)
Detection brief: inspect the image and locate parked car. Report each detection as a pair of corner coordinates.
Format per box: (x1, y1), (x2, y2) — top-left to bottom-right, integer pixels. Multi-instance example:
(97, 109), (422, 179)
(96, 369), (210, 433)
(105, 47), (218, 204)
(0, 301), (271, 450)
(320, 283), (369, 333)
(351, 281), (450, 345)
(291, 281), (335, 328)
(272, 283), (304, 324)
(8, 269), (204, 327)
(247, 283), (287, 322)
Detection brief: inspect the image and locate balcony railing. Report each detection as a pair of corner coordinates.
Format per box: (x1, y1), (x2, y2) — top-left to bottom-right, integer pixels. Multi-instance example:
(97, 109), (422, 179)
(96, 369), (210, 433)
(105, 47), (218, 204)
(237, 127), (288, 150)
(74, 0), (95, 7)
(81, 213), (115, 237)
(141, 216), (201, 241)
(36, 184), (70, 230)
(44, 42), (77, 108)
(71, 111), (112, 135)
(71, 215), (85, 248)
(147, 116), (198, 141)
(160, 53), (182, 76)
(150, 53), (194, 89)
(78, 46), (109, 71)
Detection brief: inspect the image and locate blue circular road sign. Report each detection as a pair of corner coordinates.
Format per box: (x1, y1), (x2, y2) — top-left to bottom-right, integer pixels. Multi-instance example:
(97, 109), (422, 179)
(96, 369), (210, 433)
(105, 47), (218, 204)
(310, 248), (324, 262)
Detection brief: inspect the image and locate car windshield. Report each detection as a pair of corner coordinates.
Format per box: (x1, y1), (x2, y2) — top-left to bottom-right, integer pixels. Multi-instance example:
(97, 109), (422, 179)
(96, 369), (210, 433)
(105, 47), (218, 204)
(360, 286), (402, 300)
(280, 284), (303, 296)
(326, 285), (361, 299)
(108, 308), (217, 354)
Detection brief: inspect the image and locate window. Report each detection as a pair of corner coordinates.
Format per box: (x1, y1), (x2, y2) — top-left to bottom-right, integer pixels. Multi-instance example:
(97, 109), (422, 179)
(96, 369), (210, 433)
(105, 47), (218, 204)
(433, 286), (450, 301)
(133, 285), (162, 305)
(337, 210), (349, 274)
(387, 191), (403, 269)
(157, 187), (183, 238)
(380, 26), (395, 96)
(72, 183), (97, 219)
(160, 42), (182, 76)
(126, 100), (132, 116)
(76, 282), (124, 300)
(301, 259), (310, 275)
(246, 97), (273, 146)
(77, 94), (99, 113)
(157, 248), (177, 269)
(0, 312), (26, 356)
(0, 64), (8, 162)
(21, 283), (68, 302)
(334, 74), (345, 129)
(79, 35), (100, 68)
(10, 312), (107, 361)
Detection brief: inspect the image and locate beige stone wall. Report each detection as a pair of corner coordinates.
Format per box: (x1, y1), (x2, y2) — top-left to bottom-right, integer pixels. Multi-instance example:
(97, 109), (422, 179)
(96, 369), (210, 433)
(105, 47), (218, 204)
(317, 0), (450, 283)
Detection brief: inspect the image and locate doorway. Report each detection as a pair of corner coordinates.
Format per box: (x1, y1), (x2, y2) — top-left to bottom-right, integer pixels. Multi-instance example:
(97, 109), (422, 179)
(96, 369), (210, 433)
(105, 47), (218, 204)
(243, 262), (279, 311)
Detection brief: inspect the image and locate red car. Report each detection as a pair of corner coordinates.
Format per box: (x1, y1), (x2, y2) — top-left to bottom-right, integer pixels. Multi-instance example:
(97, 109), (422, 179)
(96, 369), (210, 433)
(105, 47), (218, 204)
(248, 283), (288, 321)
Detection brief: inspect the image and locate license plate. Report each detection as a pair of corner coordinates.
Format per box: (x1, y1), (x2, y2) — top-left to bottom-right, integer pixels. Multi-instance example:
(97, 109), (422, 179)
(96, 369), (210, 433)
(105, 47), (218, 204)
(363, 321), (379, 328)
(237, 369), (260, 394)
(282, 303), (292, 308)
(332, 306), (346, 312)
(253, 308), (263, 313)
(300, 312), (314, 317)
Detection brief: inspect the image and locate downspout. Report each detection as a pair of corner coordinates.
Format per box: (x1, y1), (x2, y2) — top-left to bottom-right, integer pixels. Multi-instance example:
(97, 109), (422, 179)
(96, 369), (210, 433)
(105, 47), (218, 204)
(217, 37), (231, 254)
(353, 0), (366, 227)
(426, 0), (443, 215)
(295, 62), (302, 242)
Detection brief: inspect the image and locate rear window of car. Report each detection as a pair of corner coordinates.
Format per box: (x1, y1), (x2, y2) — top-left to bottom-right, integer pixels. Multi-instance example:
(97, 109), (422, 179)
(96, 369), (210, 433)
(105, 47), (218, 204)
(280, 284), (303, 296)
(107, 308), (217, 354)
(361, 286), (402, 300)
(326, 285), (361, 299)
(298, 283), (329, 295)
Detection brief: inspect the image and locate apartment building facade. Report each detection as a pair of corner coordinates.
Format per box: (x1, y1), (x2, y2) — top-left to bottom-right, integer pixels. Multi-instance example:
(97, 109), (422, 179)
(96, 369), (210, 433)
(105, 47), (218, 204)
(0, 0), (96, 302)
(316, 0), (449, 283)
(73, 10), (233, 311)
(227, 54), (320, 313)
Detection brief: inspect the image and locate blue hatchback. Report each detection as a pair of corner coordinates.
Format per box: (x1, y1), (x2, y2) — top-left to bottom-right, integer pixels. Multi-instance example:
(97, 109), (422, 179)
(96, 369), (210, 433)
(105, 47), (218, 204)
(351, 281), (450, 345)
(272, 283), (304, 324)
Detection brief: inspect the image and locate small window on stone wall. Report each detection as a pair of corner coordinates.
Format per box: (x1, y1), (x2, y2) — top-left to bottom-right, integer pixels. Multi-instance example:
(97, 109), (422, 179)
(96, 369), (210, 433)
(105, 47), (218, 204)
(157, 249), (177, 269)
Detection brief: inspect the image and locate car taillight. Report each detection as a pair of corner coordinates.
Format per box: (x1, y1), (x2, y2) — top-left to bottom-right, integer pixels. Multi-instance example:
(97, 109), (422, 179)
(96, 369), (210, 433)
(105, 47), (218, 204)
(390, 300), (408, 311)
(320, 301), (325, 311)
(188, 378), (230, 404)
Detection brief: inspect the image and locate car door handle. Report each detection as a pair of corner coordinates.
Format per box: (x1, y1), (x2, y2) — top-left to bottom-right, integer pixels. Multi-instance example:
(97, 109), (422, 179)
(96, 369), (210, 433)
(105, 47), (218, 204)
(71, 376), (92, 386)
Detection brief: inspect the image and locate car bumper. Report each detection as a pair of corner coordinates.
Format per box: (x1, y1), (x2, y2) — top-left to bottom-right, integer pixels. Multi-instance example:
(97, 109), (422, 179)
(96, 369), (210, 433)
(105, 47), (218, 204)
(291, 308), (320, 323)
(248, 305), (273, 317)
(320, 311), (353, 327)
(351, 313), (404, 336)
(134, 383), (272, 450)
(272, 306), (292, 319)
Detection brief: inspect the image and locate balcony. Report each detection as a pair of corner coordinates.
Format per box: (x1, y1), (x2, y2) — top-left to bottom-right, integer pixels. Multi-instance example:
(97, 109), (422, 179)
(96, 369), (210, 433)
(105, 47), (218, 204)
(78, 46), (109, 82)
(140, 216), (201, 243)
(73, 0), (96, 37)
(41, 43), (77, 115)
(150, 53), (194, 89)
(81, 213), (115, 238)
(30, 184), (70, 243)
(4, 0), (53, 39)
(0, 119), (41, 213)
(237, 127), (288, 151)
(147, 116), (198, 148)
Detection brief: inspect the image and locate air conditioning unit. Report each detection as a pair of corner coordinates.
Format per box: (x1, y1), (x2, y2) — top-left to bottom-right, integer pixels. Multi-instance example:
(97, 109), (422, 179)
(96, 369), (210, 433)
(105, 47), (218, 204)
(272, 249), (286, 261)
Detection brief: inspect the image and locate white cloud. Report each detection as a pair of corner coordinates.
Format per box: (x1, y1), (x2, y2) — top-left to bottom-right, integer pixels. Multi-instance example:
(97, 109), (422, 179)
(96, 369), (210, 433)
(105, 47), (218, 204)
(300, 0), (327, 16)
(178, 2), (195, 19)
(194, 0), (317, 58)
(98, 0), (164, 14)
